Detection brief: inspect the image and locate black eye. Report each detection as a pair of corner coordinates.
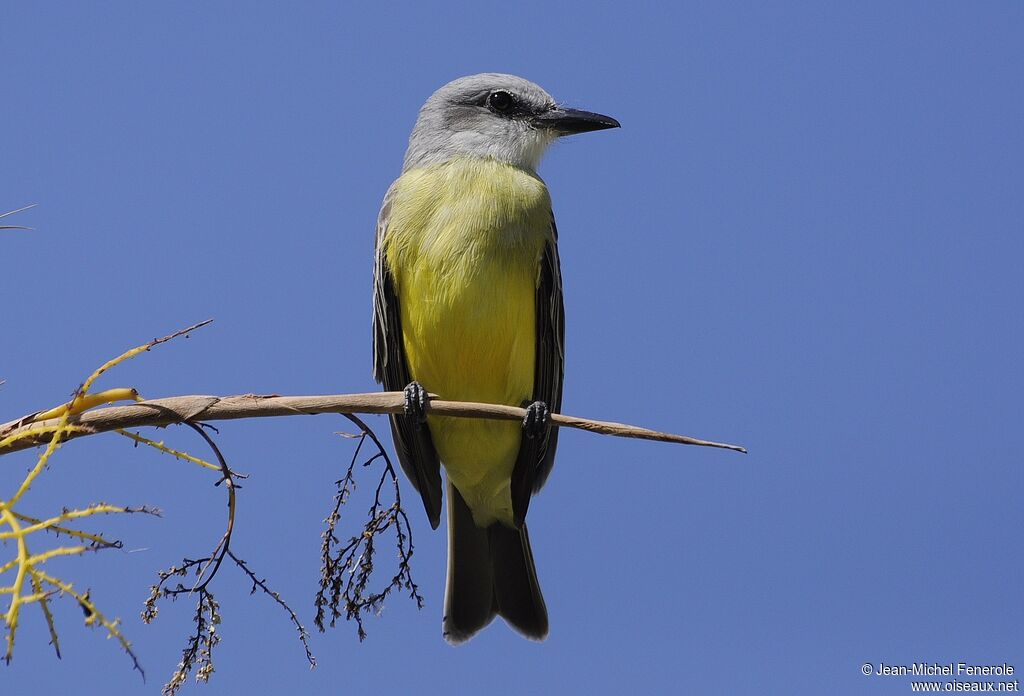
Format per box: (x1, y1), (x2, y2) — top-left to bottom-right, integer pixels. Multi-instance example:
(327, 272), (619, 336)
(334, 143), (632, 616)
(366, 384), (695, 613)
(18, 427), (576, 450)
(487, 90), (515, 113)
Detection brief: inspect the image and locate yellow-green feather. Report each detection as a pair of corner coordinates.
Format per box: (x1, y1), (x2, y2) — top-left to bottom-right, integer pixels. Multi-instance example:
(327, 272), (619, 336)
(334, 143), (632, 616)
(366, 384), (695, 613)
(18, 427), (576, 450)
(384, 157), (552, 526)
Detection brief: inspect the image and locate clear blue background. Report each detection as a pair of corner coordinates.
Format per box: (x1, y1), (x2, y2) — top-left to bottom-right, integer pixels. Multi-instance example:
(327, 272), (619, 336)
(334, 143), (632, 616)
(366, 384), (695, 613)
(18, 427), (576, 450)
(2, 2), (1021, 694)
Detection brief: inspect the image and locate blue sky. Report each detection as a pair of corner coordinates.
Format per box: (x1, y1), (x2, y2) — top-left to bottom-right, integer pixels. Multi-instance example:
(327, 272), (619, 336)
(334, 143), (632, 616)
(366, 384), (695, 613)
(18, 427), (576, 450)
(2, 2), (1021, 694)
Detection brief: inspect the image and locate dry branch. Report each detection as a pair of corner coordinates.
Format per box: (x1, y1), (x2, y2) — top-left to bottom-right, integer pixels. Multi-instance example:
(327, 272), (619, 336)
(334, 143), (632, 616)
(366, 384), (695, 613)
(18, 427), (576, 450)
(0, 392), (745, 456)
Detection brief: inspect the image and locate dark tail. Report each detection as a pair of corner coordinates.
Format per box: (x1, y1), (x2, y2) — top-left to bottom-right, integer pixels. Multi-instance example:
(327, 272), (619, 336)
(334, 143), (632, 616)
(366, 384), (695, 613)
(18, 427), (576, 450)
(443, 482), (548, 644)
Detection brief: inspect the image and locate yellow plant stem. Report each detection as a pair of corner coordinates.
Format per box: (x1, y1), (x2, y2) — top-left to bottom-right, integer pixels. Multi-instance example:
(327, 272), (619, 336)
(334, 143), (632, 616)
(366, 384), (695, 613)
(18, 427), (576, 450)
(1, 509), (30, 660)
(0, 505), (129, 540)
(29, 388), (141, 423)
(116, 429), (219, 471)
(4, 511), (111, 545)
(0, 423), (91, 455)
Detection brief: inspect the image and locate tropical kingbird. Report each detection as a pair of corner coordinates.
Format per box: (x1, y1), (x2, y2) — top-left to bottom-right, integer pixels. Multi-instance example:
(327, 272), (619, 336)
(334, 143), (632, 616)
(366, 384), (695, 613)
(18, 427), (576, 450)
(372, 73), (618, 642)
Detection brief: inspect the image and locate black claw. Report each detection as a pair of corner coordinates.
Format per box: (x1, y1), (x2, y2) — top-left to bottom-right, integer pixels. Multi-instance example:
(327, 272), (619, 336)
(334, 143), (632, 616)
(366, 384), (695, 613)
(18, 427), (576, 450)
(404, 381), (429, 425)
(522, 400), (550, 439)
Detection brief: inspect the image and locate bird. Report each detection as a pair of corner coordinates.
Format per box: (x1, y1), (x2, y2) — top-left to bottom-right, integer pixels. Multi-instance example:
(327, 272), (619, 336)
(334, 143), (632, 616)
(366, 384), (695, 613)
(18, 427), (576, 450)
(372, 73), (618, 643)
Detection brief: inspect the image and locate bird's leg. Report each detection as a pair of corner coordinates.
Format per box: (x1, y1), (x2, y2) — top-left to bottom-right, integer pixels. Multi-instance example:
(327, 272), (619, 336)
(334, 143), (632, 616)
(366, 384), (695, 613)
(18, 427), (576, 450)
(521, 400), (550, 439)
(403, 381), (429, 425)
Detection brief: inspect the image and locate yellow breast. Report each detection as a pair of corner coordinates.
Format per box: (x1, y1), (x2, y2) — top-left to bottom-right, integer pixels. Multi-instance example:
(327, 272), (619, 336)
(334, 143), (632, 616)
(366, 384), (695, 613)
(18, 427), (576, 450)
(383, 157), (552, 525)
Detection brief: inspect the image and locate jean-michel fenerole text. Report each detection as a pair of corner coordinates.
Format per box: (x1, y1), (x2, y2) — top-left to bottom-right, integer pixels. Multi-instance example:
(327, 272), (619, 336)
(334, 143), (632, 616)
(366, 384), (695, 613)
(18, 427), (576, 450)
(874, 663), (1014, 677)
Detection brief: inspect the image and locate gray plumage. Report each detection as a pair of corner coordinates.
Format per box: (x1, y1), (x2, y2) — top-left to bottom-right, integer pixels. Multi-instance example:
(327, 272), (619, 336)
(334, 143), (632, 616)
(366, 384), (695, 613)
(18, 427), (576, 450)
(403, 73), (559, 172)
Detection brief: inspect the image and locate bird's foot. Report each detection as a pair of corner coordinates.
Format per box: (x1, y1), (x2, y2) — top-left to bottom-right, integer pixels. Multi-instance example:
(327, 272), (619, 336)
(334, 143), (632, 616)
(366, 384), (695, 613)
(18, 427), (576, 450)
(404, 381), (429, 425)
(521, 400), (550, 439)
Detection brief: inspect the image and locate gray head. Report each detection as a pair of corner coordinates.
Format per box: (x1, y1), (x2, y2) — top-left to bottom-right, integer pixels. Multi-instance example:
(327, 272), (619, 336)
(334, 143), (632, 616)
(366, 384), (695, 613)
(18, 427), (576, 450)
(402, 73), (619, 172)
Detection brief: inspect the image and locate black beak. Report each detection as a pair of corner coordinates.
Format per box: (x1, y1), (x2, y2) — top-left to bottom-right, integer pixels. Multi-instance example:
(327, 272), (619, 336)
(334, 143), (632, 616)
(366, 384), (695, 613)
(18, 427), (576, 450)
(533, 106), (620, 136)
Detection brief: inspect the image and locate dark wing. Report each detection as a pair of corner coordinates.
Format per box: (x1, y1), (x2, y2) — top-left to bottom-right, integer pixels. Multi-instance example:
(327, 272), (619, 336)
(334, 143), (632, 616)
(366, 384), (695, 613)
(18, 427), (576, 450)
(373, 187), (443, 529)
(510, 216), (565, 528)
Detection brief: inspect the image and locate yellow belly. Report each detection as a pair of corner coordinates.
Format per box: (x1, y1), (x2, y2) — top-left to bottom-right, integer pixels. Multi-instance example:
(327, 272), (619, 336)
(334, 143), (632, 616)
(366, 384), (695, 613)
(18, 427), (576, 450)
(384, 158), (552, 525)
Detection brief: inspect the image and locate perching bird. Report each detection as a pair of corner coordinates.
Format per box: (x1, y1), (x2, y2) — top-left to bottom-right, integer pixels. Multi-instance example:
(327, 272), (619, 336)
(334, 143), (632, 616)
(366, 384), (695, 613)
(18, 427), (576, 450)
(372, 74), (618, 642)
